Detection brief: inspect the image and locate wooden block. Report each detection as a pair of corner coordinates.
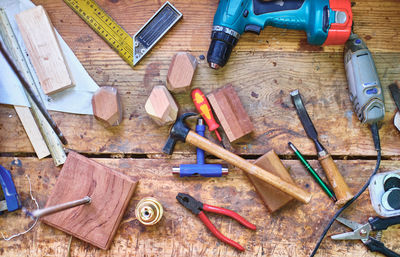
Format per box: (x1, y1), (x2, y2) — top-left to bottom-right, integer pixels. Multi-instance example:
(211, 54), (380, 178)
(207, 84), (254, 142)
(166, 52), (197, 92)
(145, 85), (178, 126)
(92, 86), (122, 126)
(41, 151), (137, 250)
(14, 106), (50, 159)
(247, 150), (295, 213)
(15, 6), (74, 95)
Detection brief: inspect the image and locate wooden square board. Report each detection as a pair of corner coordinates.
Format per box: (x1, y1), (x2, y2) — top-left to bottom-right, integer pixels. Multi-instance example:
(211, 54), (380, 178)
(41, 151), (137, 249)
(247, 150), (295, 213)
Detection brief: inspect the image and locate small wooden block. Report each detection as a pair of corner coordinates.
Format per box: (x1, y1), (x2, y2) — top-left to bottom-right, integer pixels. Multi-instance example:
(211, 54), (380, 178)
(247, 150), (295, 213)
(14, 106), (50, 159)
(207, 84), (254, 142)
(145, 85), (178, 126)
(167, 52), (197, 92)
(15, 6), (74, 95)
(92, 86), (122, 126)
(41, 151), (137, 250)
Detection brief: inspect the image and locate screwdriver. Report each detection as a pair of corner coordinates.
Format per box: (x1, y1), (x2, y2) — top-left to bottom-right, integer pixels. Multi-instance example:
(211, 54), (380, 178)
(191, 88), (222, 141)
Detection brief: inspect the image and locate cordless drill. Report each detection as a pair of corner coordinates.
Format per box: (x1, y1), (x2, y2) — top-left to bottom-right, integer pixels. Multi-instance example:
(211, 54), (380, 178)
(207, 0), (353, 69)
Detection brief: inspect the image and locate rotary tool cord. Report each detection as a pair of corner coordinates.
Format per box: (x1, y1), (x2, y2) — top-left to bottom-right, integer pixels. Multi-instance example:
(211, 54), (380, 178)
(310, 123), (381, 257)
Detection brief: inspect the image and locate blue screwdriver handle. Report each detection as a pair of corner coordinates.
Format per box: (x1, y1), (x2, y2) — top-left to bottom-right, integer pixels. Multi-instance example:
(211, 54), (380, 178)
(0, 165), (21, 212)
(196, 122), (205, 165)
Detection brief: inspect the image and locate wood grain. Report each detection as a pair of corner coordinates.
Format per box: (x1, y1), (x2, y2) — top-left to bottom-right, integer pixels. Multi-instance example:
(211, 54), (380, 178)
(208, 84), (254, 142)
(1, 50), (399, 156)
(15, 5), (74, 95)
(248, 150), (295, 213)
(41, 151), (137, 250)
(14, 106), (49, 159)
(1, 157), (399, 257)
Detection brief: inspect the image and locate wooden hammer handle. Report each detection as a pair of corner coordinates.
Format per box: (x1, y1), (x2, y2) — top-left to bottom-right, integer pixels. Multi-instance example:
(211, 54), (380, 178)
(186, 131), (312, 204)
(318, 154), (353, 205)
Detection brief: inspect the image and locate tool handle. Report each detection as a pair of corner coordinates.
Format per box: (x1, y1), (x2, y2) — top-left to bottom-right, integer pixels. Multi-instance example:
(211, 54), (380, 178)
(369, 216), (400, 231)
(186, 131), (312, 203)
(198, 211), (245, 251)
(191, 89), (220, 132)
(0, 165), (21, 212)
(203, 204), (256, 230)
(196, 122), (206, 165)
(366, 237), (400, 257)
(318, 153), (353, 205)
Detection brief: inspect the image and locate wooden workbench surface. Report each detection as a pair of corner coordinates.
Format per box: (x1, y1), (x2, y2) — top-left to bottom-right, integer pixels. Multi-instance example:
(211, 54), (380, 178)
(0, 0), (399, 256)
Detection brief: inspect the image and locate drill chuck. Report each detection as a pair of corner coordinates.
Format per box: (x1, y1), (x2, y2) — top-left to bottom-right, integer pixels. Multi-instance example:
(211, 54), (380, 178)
(207, 26), (239, 69)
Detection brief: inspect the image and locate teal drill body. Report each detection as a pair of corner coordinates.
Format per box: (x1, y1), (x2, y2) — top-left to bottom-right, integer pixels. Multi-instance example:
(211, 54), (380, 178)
(207, 0), (352, 69)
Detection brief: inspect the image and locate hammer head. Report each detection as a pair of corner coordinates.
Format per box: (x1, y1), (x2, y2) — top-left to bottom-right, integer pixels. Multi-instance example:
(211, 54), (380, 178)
(163, 113), (198, 155)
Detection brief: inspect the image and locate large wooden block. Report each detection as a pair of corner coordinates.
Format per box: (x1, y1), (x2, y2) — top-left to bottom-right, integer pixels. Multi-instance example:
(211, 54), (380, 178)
(167, 52), (197, 92)
(145, 85), (178, 126)
(207, 84), (254, 142)
(41, 151), (137, 250)
(92, 86), (122, 126)
(15, 6), (74, 95)
(247, 150), (296, 213)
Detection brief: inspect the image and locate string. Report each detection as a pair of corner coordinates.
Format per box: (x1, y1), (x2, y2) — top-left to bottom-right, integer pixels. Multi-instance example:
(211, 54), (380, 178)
(1, 175), (39, 241)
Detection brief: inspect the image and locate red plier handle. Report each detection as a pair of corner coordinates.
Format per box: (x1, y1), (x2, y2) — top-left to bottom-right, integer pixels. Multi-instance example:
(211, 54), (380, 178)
(198, 204), (256, 251)
(177, 193), (256, 251)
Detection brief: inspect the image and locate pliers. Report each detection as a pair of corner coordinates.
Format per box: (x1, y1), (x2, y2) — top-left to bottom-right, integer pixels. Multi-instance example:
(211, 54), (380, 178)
(176, 193), (256, 251)
(331, 216), (400, 257)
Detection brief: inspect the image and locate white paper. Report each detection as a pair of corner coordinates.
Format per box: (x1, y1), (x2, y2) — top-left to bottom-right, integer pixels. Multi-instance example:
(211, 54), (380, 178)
(0, 0), (99, 115)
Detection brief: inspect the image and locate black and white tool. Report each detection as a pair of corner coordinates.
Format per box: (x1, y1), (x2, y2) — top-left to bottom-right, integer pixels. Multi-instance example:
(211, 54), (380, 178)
(332, 216), (400, 257)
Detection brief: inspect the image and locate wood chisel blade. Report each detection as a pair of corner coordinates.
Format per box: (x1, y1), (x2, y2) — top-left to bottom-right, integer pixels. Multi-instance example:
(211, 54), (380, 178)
(290, 89), (319, 140)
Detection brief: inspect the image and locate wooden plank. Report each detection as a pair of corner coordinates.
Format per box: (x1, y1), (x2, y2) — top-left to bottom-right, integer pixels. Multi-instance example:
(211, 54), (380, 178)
(15, 5), (74, 95)
(41, 152), (137, 250)
(34, 0), (400, 53)
(0, 50), (399, 156)
(14, 106), (49, 159)
(0, 157), (399, 256)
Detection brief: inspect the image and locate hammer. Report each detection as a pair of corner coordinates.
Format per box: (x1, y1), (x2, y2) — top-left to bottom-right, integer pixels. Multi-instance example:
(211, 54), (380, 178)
(163, 113), (312, 203)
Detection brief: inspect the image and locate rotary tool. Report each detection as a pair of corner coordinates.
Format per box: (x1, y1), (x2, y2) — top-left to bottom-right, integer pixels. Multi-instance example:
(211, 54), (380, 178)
(207, 0), (353, 69)
(344, 33), (385, 124)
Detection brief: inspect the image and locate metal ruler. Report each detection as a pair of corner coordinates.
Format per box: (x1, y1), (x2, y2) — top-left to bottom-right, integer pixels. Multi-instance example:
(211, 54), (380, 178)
(0, 9), (66, 166)
(63, 0), (133, 67)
